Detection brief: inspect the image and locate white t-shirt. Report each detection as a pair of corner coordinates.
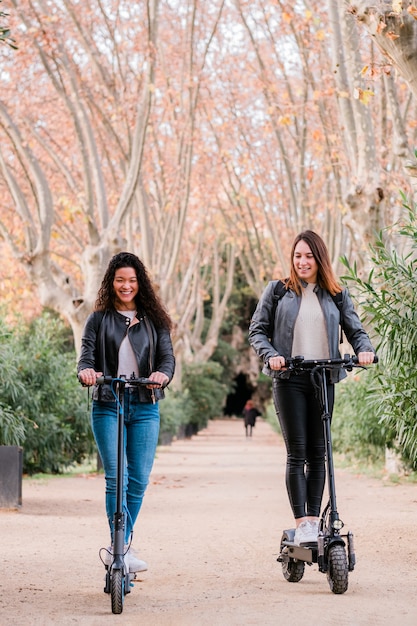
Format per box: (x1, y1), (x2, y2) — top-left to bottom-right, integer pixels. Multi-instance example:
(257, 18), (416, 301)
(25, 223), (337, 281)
(117, 310), (139, 380)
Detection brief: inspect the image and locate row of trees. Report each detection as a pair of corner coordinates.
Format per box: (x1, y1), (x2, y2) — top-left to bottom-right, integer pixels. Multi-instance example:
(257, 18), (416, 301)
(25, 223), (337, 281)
(4, 196), (417, 473)
(1, 1), (417, 368)
(1, 2), (417, 471)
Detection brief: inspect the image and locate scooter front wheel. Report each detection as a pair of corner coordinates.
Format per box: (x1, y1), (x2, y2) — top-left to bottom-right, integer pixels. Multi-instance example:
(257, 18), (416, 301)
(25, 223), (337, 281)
(111, 568), (124, 614)
(326, 544), (348, 594)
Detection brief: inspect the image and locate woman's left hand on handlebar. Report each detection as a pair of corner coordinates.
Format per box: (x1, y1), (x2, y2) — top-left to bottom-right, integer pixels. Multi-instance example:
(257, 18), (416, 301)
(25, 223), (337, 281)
(78, 368), (103, 386)
(147, 371), (169, 388)
(357, 351), (375, 366)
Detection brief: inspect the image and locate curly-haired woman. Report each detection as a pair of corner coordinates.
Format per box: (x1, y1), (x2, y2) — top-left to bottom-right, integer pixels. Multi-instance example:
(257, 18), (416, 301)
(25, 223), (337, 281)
(78, 252), (175, 572)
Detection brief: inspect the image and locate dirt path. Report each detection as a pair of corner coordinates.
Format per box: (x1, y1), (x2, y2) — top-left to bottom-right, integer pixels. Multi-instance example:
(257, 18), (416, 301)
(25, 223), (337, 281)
(1, 418), (416, 626)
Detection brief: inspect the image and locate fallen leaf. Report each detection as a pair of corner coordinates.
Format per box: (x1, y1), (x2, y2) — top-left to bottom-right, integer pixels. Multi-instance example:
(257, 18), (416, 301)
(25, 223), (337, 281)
(360, 89), (375, 105)
(353, 88), (375, 105)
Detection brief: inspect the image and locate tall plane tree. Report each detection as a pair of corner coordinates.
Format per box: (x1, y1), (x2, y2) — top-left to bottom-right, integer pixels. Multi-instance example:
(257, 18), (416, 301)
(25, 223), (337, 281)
(1, 0), (416, 362)
(0, 0), (234, 363)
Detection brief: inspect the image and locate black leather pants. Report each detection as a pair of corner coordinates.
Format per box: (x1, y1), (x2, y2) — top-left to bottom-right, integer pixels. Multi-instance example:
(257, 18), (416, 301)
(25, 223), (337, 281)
(272, 372), (334, 519)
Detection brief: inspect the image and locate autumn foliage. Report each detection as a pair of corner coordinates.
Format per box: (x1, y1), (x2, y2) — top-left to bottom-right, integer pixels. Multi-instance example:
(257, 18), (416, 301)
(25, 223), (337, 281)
(0, 1), (416, 361)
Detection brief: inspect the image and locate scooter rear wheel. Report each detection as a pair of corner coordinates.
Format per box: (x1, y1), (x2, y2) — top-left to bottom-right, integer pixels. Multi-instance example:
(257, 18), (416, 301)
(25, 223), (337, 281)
(111, 568), (124, 614)
(326, 544), (348, 594)
(280, 533), (305, 583)
(282, 555), (305, 583)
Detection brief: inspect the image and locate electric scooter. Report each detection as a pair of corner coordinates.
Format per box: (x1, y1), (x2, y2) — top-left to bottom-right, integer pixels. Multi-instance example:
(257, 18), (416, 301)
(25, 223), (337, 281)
(95, 374), (161, 614)
(276, 354), (378, 594)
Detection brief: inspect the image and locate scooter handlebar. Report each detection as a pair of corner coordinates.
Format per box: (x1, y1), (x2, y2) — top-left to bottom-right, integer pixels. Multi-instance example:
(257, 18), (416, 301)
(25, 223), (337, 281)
(285, 354), (378, 369)
(95, 375), (162, 387)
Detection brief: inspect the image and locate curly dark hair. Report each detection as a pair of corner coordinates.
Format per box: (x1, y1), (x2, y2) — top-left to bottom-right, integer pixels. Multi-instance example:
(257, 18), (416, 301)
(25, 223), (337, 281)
(95, 252), (173, 330)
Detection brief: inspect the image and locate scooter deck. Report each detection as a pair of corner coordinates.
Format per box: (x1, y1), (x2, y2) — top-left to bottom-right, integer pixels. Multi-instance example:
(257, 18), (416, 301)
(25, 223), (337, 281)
(281, 540), (318, 563)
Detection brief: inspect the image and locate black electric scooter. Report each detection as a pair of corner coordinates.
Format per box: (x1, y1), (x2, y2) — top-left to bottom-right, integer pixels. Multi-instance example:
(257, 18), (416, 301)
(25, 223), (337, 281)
(96, 374), (161, 614)
(276, 354), (377, 594)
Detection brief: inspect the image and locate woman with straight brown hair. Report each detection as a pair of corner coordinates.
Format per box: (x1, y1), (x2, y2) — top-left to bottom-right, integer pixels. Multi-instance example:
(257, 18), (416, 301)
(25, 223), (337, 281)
(249, 231), (375, 545)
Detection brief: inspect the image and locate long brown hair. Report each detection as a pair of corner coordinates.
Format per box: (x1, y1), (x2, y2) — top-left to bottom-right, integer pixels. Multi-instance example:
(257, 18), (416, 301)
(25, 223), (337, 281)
(95, 252), (173, 330)
(285, 230), (342, 296)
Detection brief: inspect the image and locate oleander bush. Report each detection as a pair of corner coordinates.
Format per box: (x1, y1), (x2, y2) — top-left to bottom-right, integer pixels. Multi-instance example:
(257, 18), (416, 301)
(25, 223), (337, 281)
(339, 195), (417, 470)
(0, 312), (95, 474)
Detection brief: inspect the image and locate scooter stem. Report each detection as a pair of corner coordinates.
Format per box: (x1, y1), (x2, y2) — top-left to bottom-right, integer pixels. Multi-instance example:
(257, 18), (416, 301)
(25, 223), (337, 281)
(320, 371), (339, 522)
(113, 379), (126, 566)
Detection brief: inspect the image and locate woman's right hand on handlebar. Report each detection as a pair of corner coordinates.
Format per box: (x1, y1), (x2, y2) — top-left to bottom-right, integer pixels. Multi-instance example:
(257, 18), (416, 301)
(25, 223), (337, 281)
(269, 355), (286, 371)
(147, 370), (169, 388)
(78, 368), (103, 386)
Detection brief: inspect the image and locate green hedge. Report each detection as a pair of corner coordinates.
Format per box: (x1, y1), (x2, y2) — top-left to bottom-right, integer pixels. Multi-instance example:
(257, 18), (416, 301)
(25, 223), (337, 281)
(340, 194), (417, 469)
(0, 312), (95, 474)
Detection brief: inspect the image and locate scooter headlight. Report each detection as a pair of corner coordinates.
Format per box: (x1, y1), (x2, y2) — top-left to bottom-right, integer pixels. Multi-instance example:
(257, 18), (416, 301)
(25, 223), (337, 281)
(332, 519), (344, 531)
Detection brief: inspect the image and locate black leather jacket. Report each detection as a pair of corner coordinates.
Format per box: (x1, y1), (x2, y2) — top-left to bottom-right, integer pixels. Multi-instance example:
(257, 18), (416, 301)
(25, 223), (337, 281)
(77, 309), (175, 403)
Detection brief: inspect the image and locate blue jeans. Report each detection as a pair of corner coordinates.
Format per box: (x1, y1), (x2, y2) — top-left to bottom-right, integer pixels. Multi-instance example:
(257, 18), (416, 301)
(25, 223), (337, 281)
(92, 391), (160, 544)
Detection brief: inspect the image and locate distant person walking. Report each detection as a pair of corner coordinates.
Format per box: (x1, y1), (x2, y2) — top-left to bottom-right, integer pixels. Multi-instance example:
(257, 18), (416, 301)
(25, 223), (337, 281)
(242, 400), (261, 437)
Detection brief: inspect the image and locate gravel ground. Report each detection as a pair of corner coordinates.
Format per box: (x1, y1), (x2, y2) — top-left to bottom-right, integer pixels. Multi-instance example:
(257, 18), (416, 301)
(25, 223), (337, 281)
(0, 418), (416, 625)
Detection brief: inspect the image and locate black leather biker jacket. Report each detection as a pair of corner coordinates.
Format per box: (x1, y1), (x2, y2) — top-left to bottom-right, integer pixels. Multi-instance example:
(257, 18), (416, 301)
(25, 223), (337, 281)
(77, 309), (175, 403)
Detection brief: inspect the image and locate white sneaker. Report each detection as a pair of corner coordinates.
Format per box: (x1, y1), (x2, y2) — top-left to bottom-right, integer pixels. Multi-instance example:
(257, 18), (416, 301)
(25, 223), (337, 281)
(294, 521), (318, 546)
(124, 546), (148, 573)
(102, 545), (148, 573)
